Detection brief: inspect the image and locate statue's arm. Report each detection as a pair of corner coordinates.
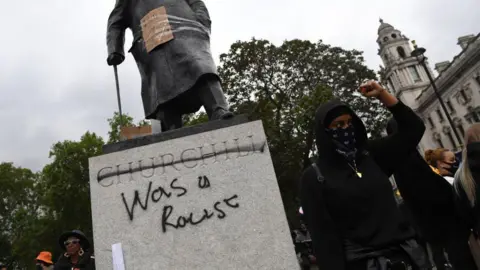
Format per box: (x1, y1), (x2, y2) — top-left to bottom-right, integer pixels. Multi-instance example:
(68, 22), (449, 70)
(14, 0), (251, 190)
(107, 0), (128, 58)
(186, 0), (211, 31)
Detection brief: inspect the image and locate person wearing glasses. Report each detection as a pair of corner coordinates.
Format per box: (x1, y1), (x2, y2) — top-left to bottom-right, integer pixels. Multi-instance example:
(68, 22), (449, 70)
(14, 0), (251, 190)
(54, 230), (95, 270)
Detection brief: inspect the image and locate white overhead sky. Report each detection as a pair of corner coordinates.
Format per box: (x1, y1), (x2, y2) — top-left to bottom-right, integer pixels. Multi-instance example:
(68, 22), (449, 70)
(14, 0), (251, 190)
(0, 0), (478, 171)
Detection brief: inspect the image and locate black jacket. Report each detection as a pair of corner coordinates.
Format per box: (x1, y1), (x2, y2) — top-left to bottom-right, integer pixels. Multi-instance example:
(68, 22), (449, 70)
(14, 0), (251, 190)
(388, 119), (477, 270)
(300, 100), (425, 269)
(54, 252), (95, 270)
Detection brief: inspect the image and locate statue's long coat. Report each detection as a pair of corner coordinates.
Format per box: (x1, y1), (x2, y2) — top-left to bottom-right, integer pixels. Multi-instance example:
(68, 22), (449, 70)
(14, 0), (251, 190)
(107, 0), (218, 118)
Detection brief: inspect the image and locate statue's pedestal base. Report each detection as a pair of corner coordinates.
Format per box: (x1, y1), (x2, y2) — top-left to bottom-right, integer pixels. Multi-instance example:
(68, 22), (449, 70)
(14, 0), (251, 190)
(89, 116), (299, 269)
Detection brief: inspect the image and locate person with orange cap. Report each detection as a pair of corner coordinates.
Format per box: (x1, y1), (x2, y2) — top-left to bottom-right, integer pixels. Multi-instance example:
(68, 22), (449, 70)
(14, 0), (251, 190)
(35, 251), (54, 270)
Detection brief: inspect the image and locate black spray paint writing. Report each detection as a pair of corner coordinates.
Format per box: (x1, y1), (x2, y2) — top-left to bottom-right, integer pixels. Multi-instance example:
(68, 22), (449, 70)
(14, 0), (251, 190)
(161, 195), (239, 233)
(97, 136), (266, 186)
(121, 175), (241, 232)
(121, 178), (187, 221)
(198, 176), (211, 189)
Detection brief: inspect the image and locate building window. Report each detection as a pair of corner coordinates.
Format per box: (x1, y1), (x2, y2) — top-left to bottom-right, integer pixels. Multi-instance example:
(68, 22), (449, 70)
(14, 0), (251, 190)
(408, 66), (422, 82)
(446, 100), (455, 113)
(460, 89), (468, 101)
(446, 131), (457, 149)
(397, 47), (406, 58)
(427, 116), (435, 128)
(458, 124), (465, 138)
(474, 112), (480, 122)
(433, 133), (444, 148)
(436, 109), (445, 122)
(458, 88), (472, 105)
(454, 118), (466, 139)
(465, 106), (480, 123)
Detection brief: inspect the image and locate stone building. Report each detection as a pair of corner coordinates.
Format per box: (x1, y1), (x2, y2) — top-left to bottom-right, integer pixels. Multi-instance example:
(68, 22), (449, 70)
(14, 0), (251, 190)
(377, 19), (480, 152)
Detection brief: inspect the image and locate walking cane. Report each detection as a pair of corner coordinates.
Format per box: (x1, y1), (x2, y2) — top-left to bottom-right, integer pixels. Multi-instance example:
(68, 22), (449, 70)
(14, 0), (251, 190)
(113, 65), (124, 125)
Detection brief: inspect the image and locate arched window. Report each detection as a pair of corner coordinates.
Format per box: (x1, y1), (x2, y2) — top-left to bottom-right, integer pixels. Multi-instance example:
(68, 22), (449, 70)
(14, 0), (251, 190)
(397, 46), (406, 58)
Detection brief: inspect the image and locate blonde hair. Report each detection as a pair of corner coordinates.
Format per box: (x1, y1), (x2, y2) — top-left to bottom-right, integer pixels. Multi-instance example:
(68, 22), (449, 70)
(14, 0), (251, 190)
(455, 124), (480, 207)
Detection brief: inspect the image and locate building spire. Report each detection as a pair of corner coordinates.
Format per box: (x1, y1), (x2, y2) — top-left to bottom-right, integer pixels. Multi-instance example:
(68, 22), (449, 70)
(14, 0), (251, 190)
(379, 18), (384, 24)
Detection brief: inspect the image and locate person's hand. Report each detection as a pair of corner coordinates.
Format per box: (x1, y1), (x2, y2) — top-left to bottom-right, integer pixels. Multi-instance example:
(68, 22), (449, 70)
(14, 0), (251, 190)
(107, 53), (125, 66)
(358, 80), (386, 98)
(359, 80), (399, 107)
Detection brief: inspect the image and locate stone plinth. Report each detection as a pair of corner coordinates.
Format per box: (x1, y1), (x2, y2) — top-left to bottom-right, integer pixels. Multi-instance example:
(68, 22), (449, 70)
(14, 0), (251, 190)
(89, 118), (299, 270)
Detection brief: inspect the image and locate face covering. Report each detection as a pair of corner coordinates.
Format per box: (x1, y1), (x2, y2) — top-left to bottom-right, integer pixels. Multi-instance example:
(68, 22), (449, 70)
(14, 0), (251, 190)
(36, 264), (43, 270)
(328, 124), (357, 152)
(445, 160), (459, 175)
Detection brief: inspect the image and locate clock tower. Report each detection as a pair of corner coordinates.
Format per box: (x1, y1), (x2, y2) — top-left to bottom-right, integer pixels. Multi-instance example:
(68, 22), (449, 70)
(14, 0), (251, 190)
(377, 19), (431, 110)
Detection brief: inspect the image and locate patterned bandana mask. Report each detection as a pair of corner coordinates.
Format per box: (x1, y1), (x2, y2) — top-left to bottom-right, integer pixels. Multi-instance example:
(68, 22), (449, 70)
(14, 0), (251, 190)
(326, 125), (357, 161)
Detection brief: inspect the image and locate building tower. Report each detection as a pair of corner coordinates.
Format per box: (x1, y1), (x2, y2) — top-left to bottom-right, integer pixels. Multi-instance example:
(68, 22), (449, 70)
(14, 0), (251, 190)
(377, 19), (431, 110)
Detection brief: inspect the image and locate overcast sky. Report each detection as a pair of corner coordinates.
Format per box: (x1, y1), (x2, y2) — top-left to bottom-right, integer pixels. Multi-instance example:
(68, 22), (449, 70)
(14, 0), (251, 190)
(0, 0), (478, 172)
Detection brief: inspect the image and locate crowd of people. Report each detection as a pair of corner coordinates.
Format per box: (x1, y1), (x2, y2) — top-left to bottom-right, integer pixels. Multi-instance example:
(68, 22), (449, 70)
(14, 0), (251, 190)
(1, 230), (95, 270)
(299, 80), (480, 269)
(3, 80), (480, 270)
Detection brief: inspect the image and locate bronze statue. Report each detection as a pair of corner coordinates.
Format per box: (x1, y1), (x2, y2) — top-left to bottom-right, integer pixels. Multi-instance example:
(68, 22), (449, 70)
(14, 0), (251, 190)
(106, 0), (233, 131)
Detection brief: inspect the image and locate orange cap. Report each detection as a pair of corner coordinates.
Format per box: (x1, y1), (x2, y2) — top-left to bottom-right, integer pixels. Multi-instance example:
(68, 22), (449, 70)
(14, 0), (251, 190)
(36, 251), (53, 264)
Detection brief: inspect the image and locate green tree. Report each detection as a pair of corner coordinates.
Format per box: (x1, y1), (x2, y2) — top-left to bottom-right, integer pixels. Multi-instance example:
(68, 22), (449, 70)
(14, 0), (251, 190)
(183, 112), (209, 127)
(0, 163), (38, 269)
(107, 112), (150, 144)
(35, 132), (104, 259)
(218, 38), (389, 227)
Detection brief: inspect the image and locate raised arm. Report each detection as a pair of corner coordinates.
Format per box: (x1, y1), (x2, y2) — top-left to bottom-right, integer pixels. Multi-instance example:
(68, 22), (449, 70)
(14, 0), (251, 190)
(366, 83), (425, 176)
(186, 0), (212, 31)
(300, 167), (346, 269)
(106, 0), (128, 66)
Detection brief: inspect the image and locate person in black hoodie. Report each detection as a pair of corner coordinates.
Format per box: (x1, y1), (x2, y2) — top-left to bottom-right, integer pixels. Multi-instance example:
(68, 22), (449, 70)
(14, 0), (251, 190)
(300, 80), (428, 270)
(387, 119), (476, 270)
(54, 230), (95, 270)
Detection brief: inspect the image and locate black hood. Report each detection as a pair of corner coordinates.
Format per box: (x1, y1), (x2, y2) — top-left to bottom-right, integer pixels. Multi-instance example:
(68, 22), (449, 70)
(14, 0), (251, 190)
(315, 99), (368, 158)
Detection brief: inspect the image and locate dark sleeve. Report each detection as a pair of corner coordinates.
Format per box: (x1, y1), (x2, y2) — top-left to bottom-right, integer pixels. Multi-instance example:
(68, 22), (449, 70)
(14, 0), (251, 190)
(88, 258), (95, 270)
(107, 0), (128, 57)
(368, 102), (426, 176)
(300, 167), (346, 269)
(186, 0), (211, 31)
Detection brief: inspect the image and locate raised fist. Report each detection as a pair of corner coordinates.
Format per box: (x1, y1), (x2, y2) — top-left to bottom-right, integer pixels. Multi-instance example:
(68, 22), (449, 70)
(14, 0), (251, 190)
(358, 80), (386, 98)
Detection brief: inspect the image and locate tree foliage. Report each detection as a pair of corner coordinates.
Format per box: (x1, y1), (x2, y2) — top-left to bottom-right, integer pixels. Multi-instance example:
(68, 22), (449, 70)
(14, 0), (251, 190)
(218, 38), (389, 227)
(107, 112), (149, 144)
(0, 163), (38, 268)
(38, 131), (104, 248)
(0, 132), (104, 269)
